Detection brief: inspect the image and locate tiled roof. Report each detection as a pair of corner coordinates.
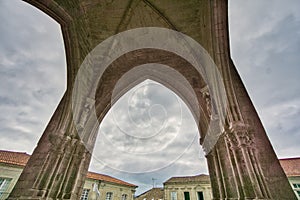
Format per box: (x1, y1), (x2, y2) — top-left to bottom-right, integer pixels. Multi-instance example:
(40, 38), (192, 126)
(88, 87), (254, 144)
(164, 174), (210, 184)
(279, 157), (300, 177)
(0, 150), (136, 187)
(136, 188), (164, 200)
(0, 150), (30, 166)
(87, 171), (137, 187)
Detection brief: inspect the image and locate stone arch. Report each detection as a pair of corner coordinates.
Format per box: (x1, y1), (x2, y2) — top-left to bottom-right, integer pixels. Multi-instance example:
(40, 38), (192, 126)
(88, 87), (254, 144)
(9, 1), (297, 199)
(82, 48), (211, 148)
(92, 77), (202, 173)
(98, 64), (205, 137)
(22, 0), (72, 24)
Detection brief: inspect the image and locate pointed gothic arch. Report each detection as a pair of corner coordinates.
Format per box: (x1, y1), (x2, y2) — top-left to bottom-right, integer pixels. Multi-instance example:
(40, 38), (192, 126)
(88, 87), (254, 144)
(9, 1), (296, 199)
(93, 77), (202, 173)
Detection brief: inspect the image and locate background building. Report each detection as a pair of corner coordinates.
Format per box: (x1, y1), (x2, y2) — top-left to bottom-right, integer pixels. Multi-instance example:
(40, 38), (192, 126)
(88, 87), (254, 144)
(136, 175), (211, 200)
(137, 157), (300, 200)
(135, 188), (164, 200)
(0, 150), (28, 199)
(0, 150), (137, 200)
(279, 157), (300, 199)
(163, 175), (212, 200)
(83, 172), (137, 200)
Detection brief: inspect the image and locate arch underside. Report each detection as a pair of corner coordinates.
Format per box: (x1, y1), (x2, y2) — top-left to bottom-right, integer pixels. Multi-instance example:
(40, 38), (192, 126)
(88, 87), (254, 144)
(94, 48), (210, 140)
(8, 0), (297, 199)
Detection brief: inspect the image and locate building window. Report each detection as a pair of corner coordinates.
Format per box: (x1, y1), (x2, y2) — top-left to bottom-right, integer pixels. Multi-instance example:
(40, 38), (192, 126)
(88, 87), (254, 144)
(80, 189), (90, 200)
(171, 191), (177, 200)
(184, 192), (190, 200)
(293, 183), (300, 188)
(121, 194), (127, 200)
(0, 178), (12, 197)
(197, 192), (204, 200)
(297, 191), (300, 197)
(106, 192), (113, 200)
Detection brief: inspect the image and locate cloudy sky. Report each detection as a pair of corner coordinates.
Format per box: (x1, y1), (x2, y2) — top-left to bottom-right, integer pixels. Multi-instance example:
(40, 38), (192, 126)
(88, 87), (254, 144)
(0, 0), (299, 195)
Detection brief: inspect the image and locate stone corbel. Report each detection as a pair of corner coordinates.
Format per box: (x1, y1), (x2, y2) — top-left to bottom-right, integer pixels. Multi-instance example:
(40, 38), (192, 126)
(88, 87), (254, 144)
(227, 121), (254, 149)
(78, 97), (95, 129)
(200, 86), (212, 119)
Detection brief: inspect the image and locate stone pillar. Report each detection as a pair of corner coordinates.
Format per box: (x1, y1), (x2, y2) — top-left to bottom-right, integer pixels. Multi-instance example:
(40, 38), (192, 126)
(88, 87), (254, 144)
(8, 93), (92, 199)
(206, 132), (242, 200)
(206, 1), (297, 199)
(206, 121), (297, 200)
(225, 123), (271, 199)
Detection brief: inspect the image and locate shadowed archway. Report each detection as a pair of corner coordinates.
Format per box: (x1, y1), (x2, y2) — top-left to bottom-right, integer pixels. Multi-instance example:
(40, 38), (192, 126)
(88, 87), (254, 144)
(9, 1), (296, 199)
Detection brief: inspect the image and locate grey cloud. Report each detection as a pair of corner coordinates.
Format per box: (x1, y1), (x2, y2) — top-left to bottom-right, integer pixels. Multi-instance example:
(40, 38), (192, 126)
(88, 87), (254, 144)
(0, 0), (65, 154)
(0, 96), (18, 106)
(229, 0), (300, 158)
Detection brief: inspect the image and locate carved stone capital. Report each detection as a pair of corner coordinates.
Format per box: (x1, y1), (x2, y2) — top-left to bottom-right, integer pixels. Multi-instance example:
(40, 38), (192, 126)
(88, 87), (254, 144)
(229, 121), (250, 133)
(79, 97), (95, 123)
(200, 85), (213, 119)
(225, 122), (254, 149)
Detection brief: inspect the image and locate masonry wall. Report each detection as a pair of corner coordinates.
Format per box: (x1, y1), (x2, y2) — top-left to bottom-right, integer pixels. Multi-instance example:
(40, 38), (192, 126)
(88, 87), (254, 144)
(288, 177), (300, 200)
(82, 179), (136, 200)
(0, 164), (23, 200)
(164, 183), (212, 200)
